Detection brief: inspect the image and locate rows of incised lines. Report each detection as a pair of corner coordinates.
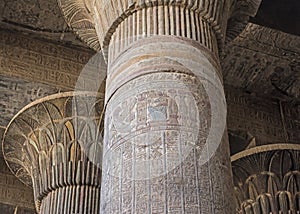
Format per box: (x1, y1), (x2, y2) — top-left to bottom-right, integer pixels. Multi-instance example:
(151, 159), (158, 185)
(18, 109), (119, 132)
(0, 30), (99, 90)
(57, 0), (101, 51)
(102, 72), (235, 213)
(0, 75), (61, 126)
(57, 0), (260, 52)
(1, 0), (66, 31)
(94, 0), (231, 52)
(108, 5), (218, 64)
(106, 36), (222, 101)
(225, 86), (300, 144)
(0, 30), (93, 64)
(222, 44), (299, 97)
(222, 24), (300, 101)
(237, 24), (300, 55)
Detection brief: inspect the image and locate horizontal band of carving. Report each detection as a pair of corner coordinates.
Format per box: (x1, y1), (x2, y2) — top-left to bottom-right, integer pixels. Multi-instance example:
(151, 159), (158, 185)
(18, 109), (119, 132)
(94, 0), (231, 52)
(108, 6), (218, 63)
(105, 36), (221, 101)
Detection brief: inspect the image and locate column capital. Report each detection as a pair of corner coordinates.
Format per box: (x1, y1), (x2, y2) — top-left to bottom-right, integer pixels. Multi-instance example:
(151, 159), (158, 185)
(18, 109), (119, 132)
(2, 92), (104, 212)
(232, 144), (300, 213)
(57, 0), (101, 51)
(57, 0), (261, 54)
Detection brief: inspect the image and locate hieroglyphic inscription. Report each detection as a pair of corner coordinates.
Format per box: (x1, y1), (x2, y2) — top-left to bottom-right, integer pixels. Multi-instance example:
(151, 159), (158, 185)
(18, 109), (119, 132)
(0, 75), (60, 126)
(102, 72), (235, 213)
(0, 29), (102, 91)
(225, 85), (300, 144)
(0, 158), (34, 209)
(222, 23), (300, 101)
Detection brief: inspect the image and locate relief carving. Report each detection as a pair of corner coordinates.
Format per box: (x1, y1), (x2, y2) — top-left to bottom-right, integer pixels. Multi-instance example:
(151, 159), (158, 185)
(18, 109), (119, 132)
(2, 92), (104, 213)
(57, 0), (101, 51)
(232, 144), (300, 213)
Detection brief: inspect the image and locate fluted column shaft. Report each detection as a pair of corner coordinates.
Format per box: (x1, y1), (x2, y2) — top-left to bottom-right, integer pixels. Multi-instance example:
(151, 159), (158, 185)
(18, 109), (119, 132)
(33, 160), (102, 214)
(95, 1), (236, 213)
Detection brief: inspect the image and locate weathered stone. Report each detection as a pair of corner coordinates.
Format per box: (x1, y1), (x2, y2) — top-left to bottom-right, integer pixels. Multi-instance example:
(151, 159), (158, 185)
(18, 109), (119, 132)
(2, 92), (104, 213)
(90, 0), (261, 212)
(232, 144), (300, 213)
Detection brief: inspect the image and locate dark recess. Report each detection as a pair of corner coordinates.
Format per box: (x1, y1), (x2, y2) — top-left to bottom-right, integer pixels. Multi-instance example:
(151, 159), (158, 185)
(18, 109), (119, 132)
(250, 0), (300, 36)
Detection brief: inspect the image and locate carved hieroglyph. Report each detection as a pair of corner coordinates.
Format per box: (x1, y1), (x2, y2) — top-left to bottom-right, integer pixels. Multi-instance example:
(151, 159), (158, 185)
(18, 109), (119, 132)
(232, 144), (300, 213)
(222, 23), (300, 102)
(84, 0), (261, 213)
(55, 0), (262, 212)
(2, 92), (104, 213)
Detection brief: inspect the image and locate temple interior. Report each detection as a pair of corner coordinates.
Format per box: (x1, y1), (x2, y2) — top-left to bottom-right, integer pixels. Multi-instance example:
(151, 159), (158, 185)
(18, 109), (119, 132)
(0, 0), (299, 213)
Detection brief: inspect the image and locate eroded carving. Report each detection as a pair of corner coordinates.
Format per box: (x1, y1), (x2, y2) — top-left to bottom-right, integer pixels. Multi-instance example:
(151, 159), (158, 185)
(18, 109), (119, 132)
(222, 23), (300, 102)
(57, 0), (101, 51)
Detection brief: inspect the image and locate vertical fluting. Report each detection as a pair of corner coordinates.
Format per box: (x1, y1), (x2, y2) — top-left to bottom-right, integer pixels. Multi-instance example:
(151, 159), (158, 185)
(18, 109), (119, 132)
(107, 6), (218, 68)
(33, 160), (102, 214)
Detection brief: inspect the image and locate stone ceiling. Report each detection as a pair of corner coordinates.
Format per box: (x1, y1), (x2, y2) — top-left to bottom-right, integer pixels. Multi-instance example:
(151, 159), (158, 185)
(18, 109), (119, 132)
(0, 0), (85, 46)
(251, 0), (300, 37)
(222, 23), (300, 103)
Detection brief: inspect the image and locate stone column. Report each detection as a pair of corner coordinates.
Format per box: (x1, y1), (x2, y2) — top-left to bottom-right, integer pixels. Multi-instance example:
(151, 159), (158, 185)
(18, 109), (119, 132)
(232, 144), (300, 214)
(2, 92), (104, 214)
(90, 0), (259, 213)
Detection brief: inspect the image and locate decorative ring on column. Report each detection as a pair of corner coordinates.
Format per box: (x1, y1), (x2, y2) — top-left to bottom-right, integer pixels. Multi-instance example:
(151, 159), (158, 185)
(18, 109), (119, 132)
(2, 92), (104, 213)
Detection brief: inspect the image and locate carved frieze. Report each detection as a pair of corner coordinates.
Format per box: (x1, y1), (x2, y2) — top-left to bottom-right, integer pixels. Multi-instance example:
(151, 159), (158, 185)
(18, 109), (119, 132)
(225, 85), (300, 145)
(0, 0), (88, 46)
(0, 29), (103, 92)
(1, 0), (66, 32)
(0, 75), (61, 127)
(222, 23), (300, 102)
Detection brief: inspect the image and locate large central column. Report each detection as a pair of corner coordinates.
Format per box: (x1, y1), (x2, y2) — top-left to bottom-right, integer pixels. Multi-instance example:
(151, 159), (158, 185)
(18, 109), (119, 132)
(91, 1), (259, 213)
